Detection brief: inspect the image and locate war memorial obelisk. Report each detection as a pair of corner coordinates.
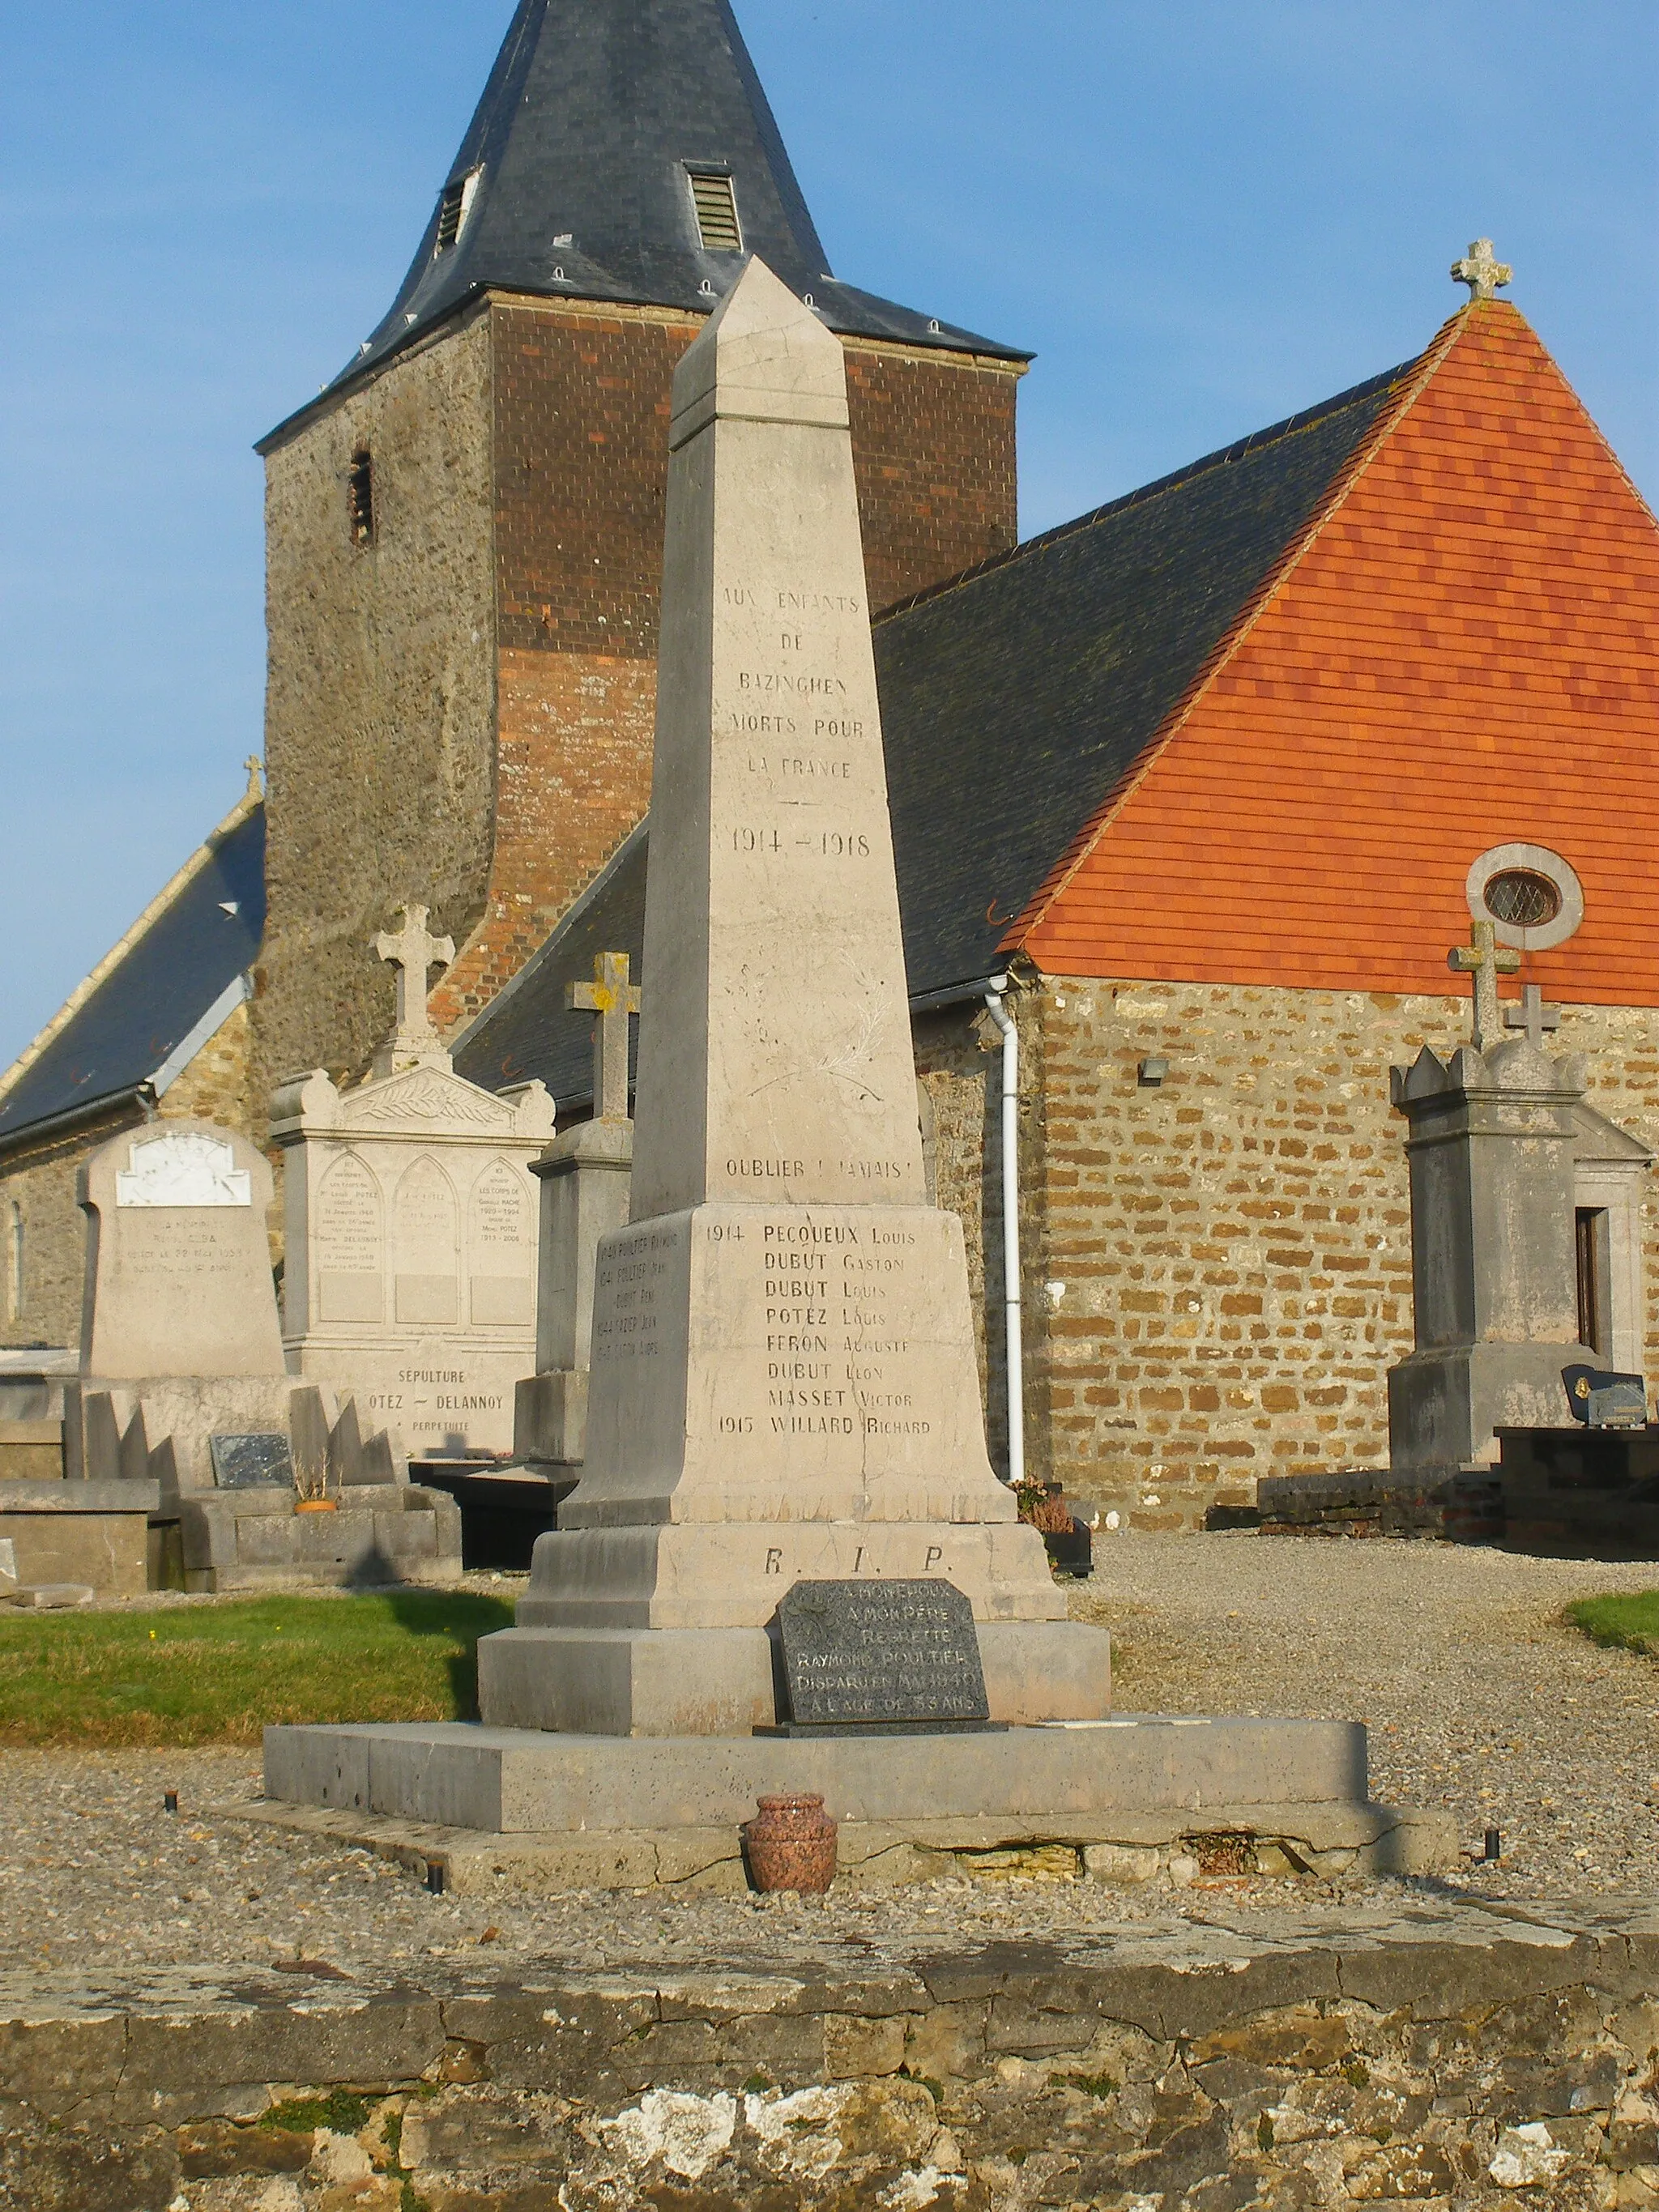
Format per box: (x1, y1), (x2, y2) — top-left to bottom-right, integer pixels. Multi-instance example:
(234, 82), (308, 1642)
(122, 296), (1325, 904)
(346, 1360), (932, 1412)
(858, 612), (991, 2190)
(478, 258), (1107, 1734)
(266, 263), (1422, 1881)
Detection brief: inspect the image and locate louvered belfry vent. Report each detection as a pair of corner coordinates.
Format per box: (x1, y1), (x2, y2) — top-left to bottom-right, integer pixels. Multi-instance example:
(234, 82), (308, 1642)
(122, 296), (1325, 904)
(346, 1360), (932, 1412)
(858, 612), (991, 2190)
(434, 172), (478, 255)
(688, 169), (742, 253)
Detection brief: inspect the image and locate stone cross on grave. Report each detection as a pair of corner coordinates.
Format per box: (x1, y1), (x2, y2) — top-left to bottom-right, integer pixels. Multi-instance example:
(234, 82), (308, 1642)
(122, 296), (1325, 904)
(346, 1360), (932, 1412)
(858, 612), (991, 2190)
(566, 951), (641, 1122)
(1451, 237), (1512, 301)
(1503, 982), (1561, 1054)
(1448, 917), (1520, 1051)
(373, 903), (455, 1072)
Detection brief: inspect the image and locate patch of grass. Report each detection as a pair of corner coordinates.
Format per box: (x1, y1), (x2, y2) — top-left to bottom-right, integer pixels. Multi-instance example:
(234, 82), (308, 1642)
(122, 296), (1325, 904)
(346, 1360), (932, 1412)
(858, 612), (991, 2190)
(261, 2091), (377, 2136)
(1565, 1591), (1659, 1658)
(0, 1591), (516, 1747)
(1060, 2071), (1120, 2101)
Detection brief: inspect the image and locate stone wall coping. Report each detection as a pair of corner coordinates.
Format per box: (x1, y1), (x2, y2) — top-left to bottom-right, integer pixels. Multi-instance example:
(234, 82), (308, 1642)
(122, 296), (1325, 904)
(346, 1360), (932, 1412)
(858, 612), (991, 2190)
(0, 1480), (159, 1512)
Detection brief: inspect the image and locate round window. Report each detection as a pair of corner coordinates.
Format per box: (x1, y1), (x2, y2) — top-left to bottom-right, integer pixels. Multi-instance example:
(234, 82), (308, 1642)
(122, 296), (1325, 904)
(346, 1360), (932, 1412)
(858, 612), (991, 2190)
(1465, 843), (1584, 953)
(1483, 870), (1562, 930)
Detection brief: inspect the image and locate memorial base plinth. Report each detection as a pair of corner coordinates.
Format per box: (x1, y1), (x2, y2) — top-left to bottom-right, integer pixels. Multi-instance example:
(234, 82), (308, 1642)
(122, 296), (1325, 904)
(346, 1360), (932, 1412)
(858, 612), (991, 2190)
(258, 1715), (1454, 1886)
(476, 1619), (1112, 1735)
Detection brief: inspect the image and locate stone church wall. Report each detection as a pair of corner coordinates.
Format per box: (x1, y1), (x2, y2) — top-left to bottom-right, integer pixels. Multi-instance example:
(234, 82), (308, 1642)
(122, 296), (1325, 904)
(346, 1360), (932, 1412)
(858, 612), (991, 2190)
(911, 978), (1659, 1528)
(1023, 977), (1659, 1529)
(253, 309), (499, 1129)
(0, 1000), (258, 1353)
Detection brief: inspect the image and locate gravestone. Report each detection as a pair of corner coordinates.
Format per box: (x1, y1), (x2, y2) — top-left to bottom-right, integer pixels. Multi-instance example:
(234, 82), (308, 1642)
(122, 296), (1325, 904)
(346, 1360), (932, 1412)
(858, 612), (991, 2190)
(480, 258), (1107, 1736)
(1389, 922), (1599, 1475)
(78, 1122), (285, 1379)
(271, 906), (555, 1457)
(209, 1434), (295, 1490)
(771, 1578), (996, 1733)
(514, 951), (640, 1467)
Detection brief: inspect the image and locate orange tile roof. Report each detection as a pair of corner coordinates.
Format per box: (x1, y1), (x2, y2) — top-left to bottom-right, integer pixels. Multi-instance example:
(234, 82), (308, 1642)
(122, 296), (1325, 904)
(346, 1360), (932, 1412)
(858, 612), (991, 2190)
(1013, 302), (1659, 1007)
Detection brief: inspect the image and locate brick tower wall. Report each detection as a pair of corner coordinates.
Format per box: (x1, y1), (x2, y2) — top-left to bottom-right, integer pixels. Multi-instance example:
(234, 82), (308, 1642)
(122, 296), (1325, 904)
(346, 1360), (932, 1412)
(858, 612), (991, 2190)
(256, 292), (1021, 1093)
(431, 294), (1023, 1033)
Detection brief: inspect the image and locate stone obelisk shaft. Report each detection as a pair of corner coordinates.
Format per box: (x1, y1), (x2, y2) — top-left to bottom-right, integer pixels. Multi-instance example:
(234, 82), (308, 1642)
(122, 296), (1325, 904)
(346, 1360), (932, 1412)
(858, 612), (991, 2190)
(629, 258), (926, 1223)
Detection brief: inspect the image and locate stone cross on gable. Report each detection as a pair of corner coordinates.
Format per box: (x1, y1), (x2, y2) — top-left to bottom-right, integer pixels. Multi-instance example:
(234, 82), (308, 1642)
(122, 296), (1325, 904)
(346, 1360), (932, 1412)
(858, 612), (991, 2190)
(566, 951), (642, 1121)
(373, 903), (455, 1070)
(1448, 917), (1521, 1051)
(1503, 982), (1561, 1053)
(1451, 237), (1512, 302)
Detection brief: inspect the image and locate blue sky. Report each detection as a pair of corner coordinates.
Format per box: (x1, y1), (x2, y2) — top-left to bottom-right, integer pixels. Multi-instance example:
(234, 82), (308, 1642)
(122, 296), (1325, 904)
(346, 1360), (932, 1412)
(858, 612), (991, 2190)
(1, 1), (1653, 1071)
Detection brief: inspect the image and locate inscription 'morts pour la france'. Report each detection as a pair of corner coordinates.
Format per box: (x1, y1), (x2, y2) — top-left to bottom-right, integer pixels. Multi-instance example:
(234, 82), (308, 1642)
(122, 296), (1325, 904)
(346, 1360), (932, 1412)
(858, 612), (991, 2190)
(777, 1579), (989, 1727)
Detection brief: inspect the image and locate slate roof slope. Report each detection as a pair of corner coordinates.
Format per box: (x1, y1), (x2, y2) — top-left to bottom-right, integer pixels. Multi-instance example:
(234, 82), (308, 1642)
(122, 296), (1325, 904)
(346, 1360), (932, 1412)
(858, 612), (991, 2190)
(0, 800), (266, 1147)
(454, 344), (1431, 1105)
(454, 822), (648, 1113)
(264, 0), (1022, 448)
(871, 354), (1423, 995)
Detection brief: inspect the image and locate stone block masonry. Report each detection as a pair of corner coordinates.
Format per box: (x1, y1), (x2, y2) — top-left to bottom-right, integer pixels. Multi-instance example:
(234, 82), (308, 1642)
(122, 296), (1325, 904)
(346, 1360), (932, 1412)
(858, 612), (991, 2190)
(0, 998), (259, 1353)
(6, 1901), (1659, 2209)
(919, 975), (1659, 1528)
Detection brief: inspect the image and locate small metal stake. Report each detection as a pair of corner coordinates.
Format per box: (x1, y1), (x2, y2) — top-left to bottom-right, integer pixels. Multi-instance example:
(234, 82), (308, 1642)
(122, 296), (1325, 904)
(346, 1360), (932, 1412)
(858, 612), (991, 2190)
(1482, 1827), (1501, 1862)
(164, 1790), (179, 1814)
(425, 1860), (446, 1895)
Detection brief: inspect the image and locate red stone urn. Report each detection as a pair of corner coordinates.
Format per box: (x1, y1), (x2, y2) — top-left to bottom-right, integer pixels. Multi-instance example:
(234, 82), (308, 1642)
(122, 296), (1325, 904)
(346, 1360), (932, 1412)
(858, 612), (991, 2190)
(742, 1794), (838, 1894)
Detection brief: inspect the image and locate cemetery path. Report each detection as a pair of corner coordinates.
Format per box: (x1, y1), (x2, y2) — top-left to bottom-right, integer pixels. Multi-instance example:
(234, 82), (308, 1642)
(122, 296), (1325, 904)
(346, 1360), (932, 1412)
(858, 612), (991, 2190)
(1073, 1530), (1659, 1901)
(0, 1535), (1653, 1978)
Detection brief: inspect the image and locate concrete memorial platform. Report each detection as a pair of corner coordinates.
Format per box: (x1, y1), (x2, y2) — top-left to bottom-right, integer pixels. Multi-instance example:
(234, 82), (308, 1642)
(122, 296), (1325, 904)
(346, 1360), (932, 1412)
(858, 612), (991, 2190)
(267, 257), (1418, 1873)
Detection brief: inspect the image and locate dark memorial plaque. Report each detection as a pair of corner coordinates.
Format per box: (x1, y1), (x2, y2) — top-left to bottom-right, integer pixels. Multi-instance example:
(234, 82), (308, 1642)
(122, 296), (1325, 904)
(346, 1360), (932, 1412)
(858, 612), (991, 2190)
(770, 1579), (1001, 1735)
(210, 1433), (295, 1490)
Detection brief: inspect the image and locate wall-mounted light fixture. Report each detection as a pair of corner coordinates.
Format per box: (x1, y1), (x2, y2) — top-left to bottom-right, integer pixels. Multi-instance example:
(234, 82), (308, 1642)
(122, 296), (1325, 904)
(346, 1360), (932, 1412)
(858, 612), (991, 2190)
(1138, 1057), (1169, 1088)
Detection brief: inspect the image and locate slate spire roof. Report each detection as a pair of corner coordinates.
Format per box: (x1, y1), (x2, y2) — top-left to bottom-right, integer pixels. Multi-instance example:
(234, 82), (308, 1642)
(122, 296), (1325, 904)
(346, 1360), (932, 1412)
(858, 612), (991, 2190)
(275, 0), (1021, 439)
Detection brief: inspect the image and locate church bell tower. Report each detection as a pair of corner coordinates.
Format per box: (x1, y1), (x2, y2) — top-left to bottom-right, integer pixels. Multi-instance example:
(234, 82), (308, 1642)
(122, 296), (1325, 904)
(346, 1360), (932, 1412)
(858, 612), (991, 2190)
(250, 0), (1028, 1125)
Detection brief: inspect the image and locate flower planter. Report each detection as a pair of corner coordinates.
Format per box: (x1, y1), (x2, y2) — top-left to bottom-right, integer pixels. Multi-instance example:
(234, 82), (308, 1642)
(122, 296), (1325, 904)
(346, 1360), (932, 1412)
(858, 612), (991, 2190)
(741, 1793), (837, 1893)
(293, 1498), (339, 1515)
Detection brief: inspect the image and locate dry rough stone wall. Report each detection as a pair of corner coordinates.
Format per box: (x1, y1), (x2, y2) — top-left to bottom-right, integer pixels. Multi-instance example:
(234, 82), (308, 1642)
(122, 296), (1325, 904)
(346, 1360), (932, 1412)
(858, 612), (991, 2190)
(7, 1912), (1659, 2209)
(0, 1000), (258, 1353)
(919, 977), (1659, 1526)
(253, 311), (498, 1127)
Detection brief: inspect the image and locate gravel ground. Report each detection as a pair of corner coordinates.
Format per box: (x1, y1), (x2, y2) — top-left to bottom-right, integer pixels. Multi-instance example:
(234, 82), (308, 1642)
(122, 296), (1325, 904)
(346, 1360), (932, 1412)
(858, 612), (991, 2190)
(0, 1533), (1654, 1979)
(1073, 1531), (1659, 1900)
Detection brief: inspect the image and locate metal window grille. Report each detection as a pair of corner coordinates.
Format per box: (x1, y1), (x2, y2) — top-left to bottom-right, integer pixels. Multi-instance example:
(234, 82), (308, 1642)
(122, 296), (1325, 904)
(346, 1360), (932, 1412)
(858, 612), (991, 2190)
(1484, 870), (1561, 929)
(348, 451), (375, 548)
(689, 170), (742, 253)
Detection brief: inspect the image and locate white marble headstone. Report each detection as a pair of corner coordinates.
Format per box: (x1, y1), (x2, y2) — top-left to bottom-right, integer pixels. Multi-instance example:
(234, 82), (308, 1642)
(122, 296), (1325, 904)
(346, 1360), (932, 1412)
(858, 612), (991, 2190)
(78, 1120), (286, 1379)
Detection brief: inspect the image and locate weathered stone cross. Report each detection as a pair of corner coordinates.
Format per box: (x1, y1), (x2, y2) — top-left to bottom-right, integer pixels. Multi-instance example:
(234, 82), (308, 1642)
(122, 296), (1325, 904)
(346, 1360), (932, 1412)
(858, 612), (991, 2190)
(1503, 982), (1561, 1053)
(374, 904), (455, 1053)
(1451, 237), (1512, 302)
(566, 951), (642, 1121)
(1448, 917), (1521, 1051)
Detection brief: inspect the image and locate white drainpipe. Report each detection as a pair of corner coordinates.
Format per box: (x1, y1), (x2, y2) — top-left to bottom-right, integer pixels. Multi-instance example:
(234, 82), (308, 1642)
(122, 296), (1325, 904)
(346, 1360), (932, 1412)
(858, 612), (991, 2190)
(982, 977), (1023, 1488)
